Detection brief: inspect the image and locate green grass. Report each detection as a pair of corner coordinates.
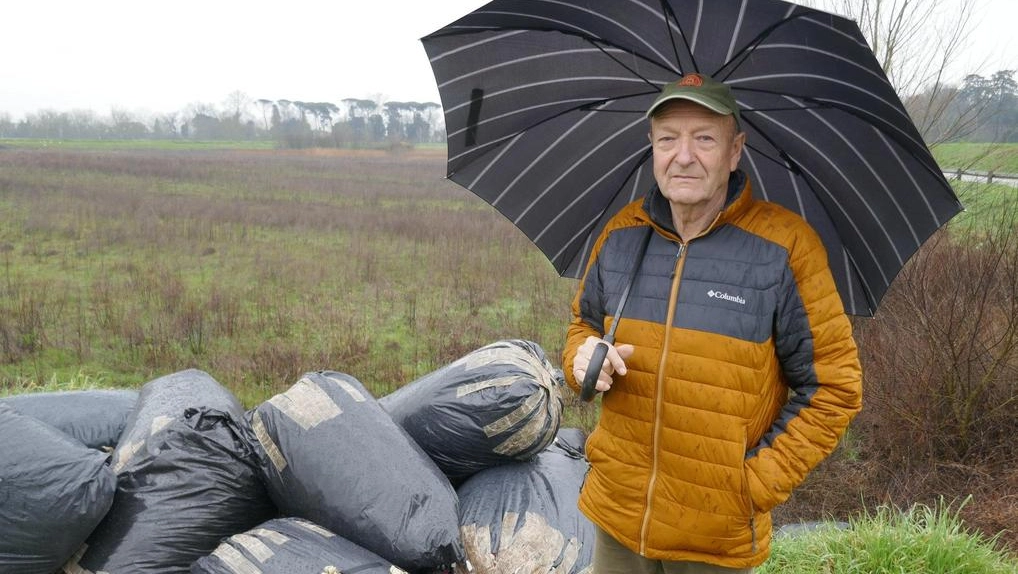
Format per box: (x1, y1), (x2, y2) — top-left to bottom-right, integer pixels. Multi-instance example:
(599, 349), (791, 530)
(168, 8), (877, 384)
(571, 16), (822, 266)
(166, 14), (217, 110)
(761, 499), (1018, 573)
(932, 143), (1018, 174)
(946, 179), (1017, 236)
(0, 367), (113, 395)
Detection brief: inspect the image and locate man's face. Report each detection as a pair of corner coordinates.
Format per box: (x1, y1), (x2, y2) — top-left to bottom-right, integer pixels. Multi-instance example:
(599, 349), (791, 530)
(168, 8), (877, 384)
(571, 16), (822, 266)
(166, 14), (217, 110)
(650, 100), (745, 213)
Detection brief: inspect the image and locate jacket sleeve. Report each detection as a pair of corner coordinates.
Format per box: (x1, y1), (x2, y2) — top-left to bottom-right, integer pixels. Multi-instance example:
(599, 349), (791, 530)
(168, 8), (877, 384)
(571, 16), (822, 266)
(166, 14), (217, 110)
(745, 224), (863, 512)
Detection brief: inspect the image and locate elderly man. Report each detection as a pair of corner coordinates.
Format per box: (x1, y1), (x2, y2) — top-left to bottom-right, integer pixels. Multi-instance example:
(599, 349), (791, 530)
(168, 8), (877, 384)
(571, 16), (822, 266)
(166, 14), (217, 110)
(563, 73), (863, 573)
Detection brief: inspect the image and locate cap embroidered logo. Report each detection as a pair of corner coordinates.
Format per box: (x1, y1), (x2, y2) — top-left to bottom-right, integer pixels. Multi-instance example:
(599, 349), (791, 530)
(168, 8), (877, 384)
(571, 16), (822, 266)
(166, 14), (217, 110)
(678, 74), (705, 87)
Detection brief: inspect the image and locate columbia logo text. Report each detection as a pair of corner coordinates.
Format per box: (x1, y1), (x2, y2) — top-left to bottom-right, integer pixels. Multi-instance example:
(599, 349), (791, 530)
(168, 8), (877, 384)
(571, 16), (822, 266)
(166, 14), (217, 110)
(707, 290), (746, 305)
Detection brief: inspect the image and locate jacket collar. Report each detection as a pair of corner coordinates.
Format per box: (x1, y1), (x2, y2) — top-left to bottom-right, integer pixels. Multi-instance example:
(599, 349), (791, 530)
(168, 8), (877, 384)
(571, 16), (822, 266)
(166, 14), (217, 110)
(642, 170), (753, 237)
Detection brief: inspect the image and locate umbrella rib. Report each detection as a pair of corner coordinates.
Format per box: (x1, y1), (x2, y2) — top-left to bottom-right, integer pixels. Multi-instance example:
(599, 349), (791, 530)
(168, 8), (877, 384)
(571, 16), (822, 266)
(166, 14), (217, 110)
(690, 0), (702, 56)
(486, 102), (610, 208)
(873, 128), (959, 227)
(537, 0), (679, 69)
(574, 161), (648, 275)
(799, 13), (872, 49)
(726, 0), (750, 65)
(729, 76), (922, 148)
(486, 2), (681, 72)
(535, 124), (650, 244)
(753, 109), (893, 289)
(627, 161), (647, 204)
(492, 107), (605, 208)
(430, 0), (689, 74)
(437, 47), (631, 89)
(428, 29), (529, 63)
(786, 167), (808, 220)
(466, 132), (524, 190)
(730, 74), (906, 119)
(657, 0), (693, 73)
(554, 149), (654, 270)
(444, 76), (653, 115)
(747, 44), (891, 85)
(437, 10), (597, 41)
(841, 242), (880, 315)
(446, 83), (657, 171)
(811, 96), (926, 152)
(840, 249), (860, 316)
(517, 114), (648, 224)
(717, 9), (867, 80)
(586, 38), (670, 89)
(447, 96), (611, 139)
(740, 149), (774, 206)
(798, 98), (922, 250)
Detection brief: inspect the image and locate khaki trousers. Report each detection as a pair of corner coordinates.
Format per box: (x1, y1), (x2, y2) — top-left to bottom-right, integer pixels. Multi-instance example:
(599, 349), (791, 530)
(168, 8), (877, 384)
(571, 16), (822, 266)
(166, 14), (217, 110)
(592, 526), (754, 574)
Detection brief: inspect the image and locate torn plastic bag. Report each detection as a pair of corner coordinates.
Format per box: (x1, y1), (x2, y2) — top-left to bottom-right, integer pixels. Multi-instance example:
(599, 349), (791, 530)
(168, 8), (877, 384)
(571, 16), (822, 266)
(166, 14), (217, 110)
(0, 403), (116, 574)
(455, 428), (594, 574)
(65, 369), (276, 574)
(191, 517), (408, 574)
(247, 371), (464, 572)
(0, 388), (138, 450)
(380, 339), (564, 483)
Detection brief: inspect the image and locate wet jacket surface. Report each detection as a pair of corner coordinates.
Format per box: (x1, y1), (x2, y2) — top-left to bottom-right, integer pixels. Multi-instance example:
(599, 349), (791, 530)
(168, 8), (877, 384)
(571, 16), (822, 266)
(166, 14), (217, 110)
(562, 171), (863, 569)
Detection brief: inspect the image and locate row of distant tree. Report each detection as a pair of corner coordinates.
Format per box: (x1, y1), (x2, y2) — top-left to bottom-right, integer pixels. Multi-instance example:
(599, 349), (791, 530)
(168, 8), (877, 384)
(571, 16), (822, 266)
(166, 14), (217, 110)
(0, 93), (445, 148)
(0, 71), (1015, 146)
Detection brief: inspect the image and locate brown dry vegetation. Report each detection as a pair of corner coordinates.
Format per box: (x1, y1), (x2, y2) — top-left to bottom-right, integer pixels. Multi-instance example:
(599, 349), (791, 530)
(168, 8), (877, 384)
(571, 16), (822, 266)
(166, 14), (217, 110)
(0, 145), (580, 408)
(1, 144), (1016, 552)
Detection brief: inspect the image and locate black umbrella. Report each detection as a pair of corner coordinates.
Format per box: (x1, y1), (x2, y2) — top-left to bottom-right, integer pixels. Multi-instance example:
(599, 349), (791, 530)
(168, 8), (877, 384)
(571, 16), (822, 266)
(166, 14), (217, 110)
(423, 0), (963, 318)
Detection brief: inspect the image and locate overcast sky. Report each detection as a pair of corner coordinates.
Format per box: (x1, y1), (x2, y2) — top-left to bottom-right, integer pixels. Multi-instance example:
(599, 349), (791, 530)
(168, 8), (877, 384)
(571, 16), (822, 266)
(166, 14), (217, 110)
(2, 0), (1014, 121)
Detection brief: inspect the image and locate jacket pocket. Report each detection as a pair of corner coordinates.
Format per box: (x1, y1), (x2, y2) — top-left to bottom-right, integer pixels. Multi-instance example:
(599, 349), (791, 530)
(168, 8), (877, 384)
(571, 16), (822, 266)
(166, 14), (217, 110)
(738, 427), (757, 518)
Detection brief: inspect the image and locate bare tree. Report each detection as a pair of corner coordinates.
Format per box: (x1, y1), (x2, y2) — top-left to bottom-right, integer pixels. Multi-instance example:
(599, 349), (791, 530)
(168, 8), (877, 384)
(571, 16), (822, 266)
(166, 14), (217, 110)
(222, 90), (252, 123)
(256, 99), (274, 131)
(799, 0), (987, 144)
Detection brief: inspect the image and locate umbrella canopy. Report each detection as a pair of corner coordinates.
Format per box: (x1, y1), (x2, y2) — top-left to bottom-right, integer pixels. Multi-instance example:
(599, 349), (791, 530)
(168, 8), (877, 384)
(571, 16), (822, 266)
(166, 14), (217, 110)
(423, 0), (964, 316)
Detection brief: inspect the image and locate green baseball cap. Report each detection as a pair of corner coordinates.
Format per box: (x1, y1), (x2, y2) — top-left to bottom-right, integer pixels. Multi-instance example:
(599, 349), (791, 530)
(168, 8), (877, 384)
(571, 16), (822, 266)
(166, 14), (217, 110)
(647, 73), (741, 126)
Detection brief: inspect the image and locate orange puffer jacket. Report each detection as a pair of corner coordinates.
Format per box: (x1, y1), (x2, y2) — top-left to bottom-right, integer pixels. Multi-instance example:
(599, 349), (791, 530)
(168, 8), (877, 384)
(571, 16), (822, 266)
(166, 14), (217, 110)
(563, 172), (862, 569)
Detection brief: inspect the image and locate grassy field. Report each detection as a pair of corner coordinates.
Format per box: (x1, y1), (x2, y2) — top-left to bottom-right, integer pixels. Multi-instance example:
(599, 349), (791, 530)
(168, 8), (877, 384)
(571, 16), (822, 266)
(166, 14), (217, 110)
(0, 143), (581, 416)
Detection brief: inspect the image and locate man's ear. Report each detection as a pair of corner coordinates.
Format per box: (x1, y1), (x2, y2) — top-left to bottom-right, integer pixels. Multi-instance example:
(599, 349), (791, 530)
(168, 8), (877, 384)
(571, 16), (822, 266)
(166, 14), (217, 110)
(730, 131), (746, 171)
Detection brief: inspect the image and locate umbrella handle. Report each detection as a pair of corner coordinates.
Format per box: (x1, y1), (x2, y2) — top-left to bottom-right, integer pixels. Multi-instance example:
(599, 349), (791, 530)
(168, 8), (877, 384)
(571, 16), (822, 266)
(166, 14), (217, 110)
(580, 341), (610, 402)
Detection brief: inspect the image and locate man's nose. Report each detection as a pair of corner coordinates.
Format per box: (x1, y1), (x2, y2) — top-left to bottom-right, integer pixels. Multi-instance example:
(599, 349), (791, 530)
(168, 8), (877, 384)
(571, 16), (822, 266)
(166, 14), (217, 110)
(672, 137), (694, 165)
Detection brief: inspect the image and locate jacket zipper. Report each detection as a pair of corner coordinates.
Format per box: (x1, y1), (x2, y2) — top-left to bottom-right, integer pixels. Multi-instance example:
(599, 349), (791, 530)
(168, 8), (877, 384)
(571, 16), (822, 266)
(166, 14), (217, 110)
(639, 242), (687, 554)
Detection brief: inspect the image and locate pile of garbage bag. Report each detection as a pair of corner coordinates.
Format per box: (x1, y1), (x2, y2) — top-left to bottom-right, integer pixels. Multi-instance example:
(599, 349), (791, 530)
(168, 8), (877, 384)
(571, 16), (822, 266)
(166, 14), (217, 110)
(0, 339), (597, 574)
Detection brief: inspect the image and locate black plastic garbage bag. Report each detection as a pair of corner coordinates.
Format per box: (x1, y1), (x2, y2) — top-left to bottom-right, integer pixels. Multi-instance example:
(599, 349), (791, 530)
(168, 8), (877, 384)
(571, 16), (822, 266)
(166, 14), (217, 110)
(0, 389), (138, 450)
(247, 371), (464, 572)
(380, 339), (564, 483)
(64, 369), (276, 574)
(0, 403), (116, 574)
(191, 517), (408, 574)
(455, 428), (594, 574)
